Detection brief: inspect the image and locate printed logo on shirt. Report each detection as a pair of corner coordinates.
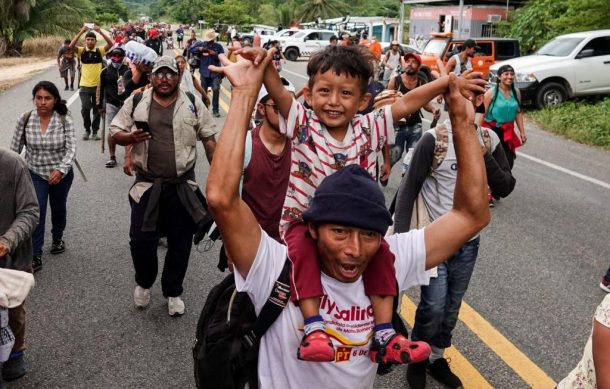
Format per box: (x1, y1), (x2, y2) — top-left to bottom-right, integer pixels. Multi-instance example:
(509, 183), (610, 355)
(294, 162), (314, 186)
(335, 346), (352, 362)
(321, 295), (374, 322)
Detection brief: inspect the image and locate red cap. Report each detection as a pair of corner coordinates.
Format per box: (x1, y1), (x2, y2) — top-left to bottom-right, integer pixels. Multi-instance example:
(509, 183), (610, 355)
(404, 52), (421, 66)
(149, 28), (159, 38)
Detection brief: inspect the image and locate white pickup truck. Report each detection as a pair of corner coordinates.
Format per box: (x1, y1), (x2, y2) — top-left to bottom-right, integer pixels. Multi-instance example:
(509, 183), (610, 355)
(489, 30), (610, 108)
(276, 29), (338, 61)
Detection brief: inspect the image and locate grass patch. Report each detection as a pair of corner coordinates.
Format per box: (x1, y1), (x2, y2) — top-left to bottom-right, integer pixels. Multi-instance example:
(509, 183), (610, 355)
(528, 98), (610, 149)
(21, 36), (64, 57)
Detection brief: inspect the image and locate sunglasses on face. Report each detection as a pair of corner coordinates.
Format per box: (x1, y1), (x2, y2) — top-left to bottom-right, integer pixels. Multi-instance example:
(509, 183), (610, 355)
(152, 71), (177, 80)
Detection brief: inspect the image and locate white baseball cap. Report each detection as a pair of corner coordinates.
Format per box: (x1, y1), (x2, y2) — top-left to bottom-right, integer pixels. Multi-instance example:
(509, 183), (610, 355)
(257, 77), (296, 104)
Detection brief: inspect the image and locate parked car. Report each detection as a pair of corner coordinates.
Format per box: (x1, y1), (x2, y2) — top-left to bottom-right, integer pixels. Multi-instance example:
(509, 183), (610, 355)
(277, 29), (337, 61)
(241, 27), (276, 46)
(262, 28), (300, 49)
(380, 42), (422, 56)
(489, 30), (610, 108)
(420, 33), (521, 78)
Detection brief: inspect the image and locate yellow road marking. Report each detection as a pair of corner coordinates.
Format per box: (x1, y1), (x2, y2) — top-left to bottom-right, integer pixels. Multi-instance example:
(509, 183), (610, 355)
(176, 43), (558, 387)
(457, 302), (557, 388)
(400, 296), (493, 389)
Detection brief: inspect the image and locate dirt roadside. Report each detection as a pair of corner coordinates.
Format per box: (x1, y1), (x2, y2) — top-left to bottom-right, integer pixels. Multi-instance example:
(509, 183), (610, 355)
(0, 57), (56, 92)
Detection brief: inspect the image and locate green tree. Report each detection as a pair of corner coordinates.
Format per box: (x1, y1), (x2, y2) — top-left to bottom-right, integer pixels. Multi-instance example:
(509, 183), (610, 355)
(0, 0), (93, 55)
(201, 0), (253, 25)
(94, 0), (129, 24)
(550, 0), (610, 36)
(258, 3), (278, 25)
(298, 0), (346, 23)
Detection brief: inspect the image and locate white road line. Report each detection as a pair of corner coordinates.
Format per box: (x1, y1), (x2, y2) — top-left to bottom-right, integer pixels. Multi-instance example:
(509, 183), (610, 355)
(516, 151), (610, 190)
(282, 69), (308, 81)
(421, 118), (610, 190)
(66, 91), (80, 107)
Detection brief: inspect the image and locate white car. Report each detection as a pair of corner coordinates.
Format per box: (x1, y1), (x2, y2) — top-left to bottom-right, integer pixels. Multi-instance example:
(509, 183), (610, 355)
(262, 28), (300, 48)
(489, 30), (610, 108)
(277, 29), (338, 61)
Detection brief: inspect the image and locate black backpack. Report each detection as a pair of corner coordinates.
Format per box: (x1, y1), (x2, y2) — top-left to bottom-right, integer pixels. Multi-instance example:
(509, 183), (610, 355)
(193, 260), (290, 389)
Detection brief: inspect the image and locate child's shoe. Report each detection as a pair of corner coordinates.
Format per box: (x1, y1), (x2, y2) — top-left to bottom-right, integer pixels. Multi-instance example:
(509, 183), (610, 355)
(369, 333), (431, 364)
(297, 330), (335, 362)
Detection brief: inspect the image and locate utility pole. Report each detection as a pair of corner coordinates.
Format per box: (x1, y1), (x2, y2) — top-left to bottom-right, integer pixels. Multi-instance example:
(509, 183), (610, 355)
(457, 0), (464, 39)
(399, 0), (405, 43)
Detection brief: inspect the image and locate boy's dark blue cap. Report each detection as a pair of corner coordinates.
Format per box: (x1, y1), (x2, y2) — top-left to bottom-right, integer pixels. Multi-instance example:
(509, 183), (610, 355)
(302, 165), (392, 234)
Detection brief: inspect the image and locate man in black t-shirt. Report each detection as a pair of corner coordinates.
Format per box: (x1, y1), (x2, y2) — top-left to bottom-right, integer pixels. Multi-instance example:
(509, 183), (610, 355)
(387, 53), (440, 166)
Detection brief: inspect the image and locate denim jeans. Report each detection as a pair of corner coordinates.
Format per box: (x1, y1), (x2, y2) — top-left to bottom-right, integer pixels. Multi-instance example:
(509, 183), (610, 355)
(30, 169), (74, 257)
(129, 186), (195, 297)
(390, 122), (422, 166)
(79, 86), (100, 133)
(201, 76), (221, 114)
(411, 237), (480, 349)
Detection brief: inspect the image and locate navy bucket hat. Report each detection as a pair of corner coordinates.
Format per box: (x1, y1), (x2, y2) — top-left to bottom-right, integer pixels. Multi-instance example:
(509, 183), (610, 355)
(302, 165), (393, 234)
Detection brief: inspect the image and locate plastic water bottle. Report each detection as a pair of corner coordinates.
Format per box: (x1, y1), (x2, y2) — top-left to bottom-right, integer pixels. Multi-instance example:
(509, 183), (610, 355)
(402, 148), (414, 176)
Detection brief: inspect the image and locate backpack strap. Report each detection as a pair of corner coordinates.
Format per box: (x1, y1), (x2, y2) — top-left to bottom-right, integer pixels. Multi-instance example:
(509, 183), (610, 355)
(242, 260), (290, 347)
(131, 92), (144, 117)
(432, 123), (448, 171)
(479, 125), (492, 153)
(184, 91), (198, 118)
(20, 111), (33, 147)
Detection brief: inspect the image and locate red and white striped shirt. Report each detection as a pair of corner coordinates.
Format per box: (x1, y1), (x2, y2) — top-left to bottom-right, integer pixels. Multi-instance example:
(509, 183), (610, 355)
(279, 99), (395, 235)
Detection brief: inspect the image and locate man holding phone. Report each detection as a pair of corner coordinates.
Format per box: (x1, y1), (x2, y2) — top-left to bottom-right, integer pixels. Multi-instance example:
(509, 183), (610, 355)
(110, 56), (217, 317)
(189, 29), (224, 118)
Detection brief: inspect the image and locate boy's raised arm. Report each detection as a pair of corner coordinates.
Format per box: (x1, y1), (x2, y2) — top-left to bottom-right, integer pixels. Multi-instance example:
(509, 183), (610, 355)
(206, 54), (272, 279)
(390, 71), (486, 123)
(237, 47), (293, 118)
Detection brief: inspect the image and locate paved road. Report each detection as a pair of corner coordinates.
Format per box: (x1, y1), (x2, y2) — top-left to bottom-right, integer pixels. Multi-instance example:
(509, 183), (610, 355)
(1, 53), (609, 388)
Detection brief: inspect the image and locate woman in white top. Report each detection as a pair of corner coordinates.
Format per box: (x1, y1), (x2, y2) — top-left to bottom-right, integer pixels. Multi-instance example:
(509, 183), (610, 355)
(382, 41), (404, 85)
(175, 55), (210, 107)
(10, 81), (76, 272)
(557, 294), (610, 389)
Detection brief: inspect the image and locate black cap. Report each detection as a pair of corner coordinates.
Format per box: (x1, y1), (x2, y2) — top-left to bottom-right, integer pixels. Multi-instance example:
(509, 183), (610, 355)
(462, 39), (480, 50)
(109, 47), (125, 56)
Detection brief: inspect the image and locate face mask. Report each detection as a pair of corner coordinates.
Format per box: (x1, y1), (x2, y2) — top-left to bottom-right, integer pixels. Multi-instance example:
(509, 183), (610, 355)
(111, 60), (122, 68)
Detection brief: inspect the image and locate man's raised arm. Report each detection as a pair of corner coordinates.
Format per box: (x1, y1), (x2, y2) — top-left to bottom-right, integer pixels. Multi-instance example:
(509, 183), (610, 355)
(423, 74), (490, 269)
(205, 54), (272, 279)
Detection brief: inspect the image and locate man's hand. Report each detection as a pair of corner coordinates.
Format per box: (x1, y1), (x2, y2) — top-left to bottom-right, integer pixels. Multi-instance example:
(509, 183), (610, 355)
(48, 170), (63, 185)
(80, 25), (89, 33)
(93, 25), (101, 33)
(130, 128), (151, 144)
(445, 73), (475, 127)
(380, 161), (391, 186)
(233, 47), (268, 66)
(456, 69), (487, 100)
(123, 154), (134, 176)
(0, 243), (8, 258)
(208, 52), (272, 92)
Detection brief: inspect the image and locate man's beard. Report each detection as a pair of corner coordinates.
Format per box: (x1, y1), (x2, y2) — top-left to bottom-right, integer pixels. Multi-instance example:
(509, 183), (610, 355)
(154, 84), (178, 98)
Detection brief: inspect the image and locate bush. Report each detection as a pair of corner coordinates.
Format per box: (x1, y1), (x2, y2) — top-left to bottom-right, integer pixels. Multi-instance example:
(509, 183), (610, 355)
(21, 36), (64, 57)
(529, 98), (610, 149)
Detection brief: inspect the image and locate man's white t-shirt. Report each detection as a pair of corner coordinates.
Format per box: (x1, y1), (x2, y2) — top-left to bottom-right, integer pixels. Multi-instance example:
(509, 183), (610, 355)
(234, 228), (429, 388)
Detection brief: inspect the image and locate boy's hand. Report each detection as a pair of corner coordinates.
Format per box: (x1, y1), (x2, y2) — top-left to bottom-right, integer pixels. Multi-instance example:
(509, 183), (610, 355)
(456, 69), (486, 100)
(445, 73), (474, 126)
(234, 47), (269, 66)
(208, 53), (272, 92)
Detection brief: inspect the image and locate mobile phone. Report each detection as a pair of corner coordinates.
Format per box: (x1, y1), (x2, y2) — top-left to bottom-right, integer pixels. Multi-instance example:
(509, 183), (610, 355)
(85, 23), (95, 29)
(134, 121), (151, 133)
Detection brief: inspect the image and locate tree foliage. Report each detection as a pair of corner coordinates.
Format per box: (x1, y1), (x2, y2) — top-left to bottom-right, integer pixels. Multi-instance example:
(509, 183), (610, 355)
(94, 0), (130, 24)
(0, 0), (93, 55)
(503, 0), (610, 53)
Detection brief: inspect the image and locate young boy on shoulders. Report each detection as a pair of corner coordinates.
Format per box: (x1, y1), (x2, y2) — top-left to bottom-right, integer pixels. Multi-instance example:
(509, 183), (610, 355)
(236, 45), (486, 365)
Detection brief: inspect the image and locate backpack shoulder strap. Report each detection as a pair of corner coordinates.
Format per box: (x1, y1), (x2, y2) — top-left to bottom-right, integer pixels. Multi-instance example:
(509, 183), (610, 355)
(244, 260), (290, 345)
(432, 123), (448, 170)
(131, 92), (144, 117)
(478, 125), (492, 153)
(185, 91), (198, 117)
(19, 110), (33, 147)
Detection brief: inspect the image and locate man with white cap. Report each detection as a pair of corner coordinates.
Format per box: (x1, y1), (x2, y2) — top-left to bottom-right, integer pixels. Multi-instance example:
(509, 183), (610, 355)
(189, 29), (224, 117)
(110, 56), (217, 316)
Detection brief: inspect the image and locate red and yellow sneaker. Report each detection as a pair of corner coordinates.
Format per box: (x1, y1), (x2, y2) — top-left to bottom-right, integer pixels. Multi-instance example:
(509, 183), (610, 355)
(297, 330), (335, 362)
(369, 334), (431, 364)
